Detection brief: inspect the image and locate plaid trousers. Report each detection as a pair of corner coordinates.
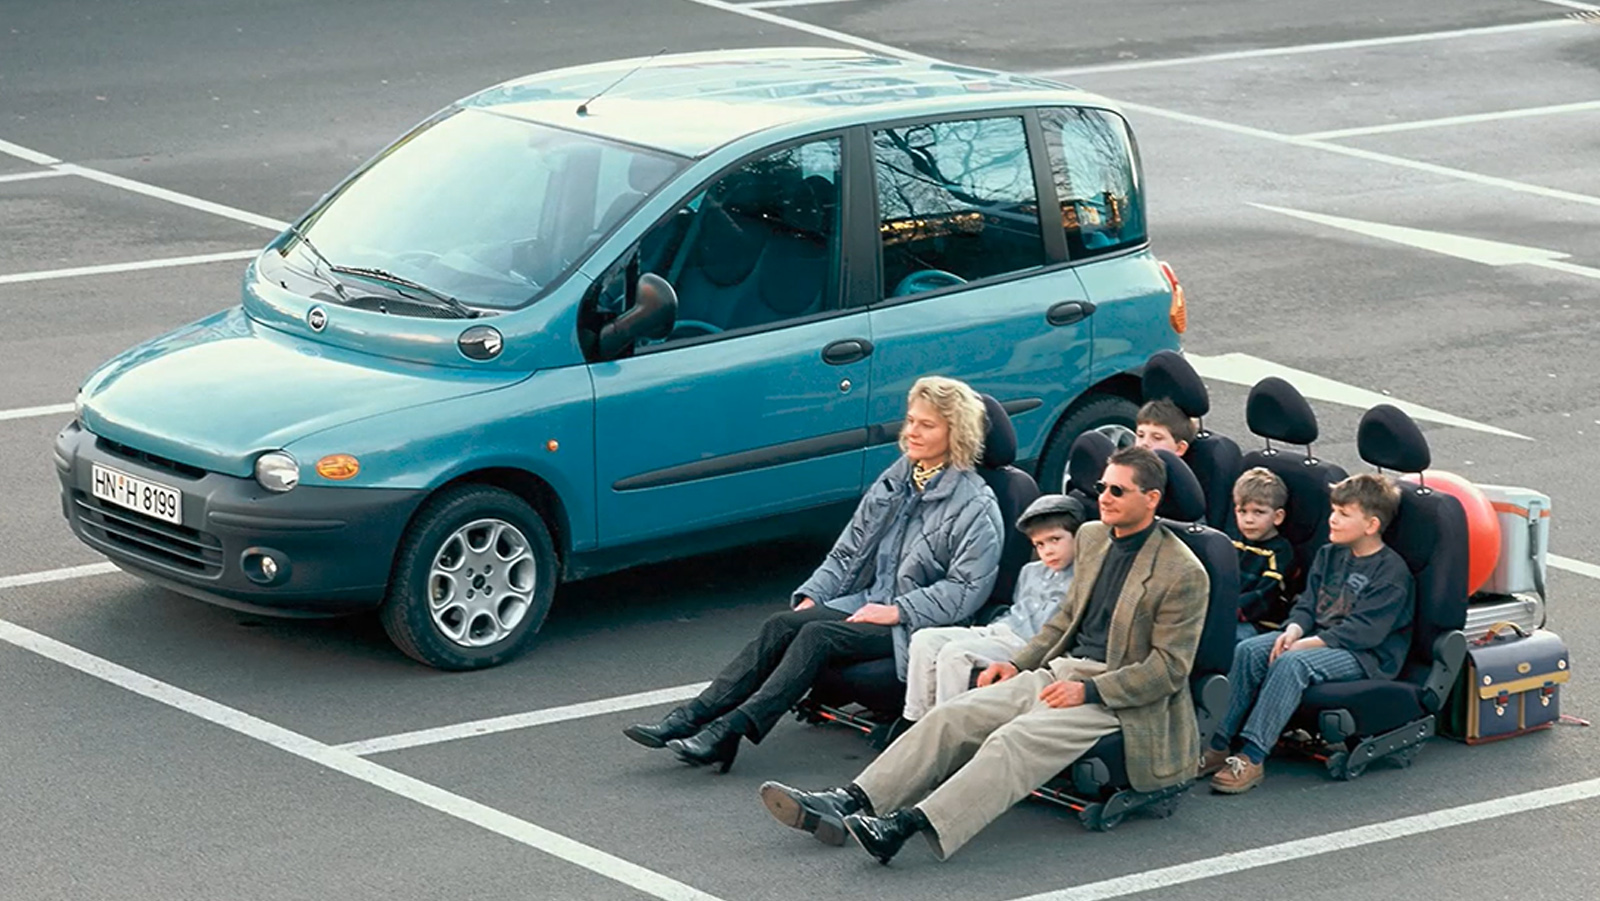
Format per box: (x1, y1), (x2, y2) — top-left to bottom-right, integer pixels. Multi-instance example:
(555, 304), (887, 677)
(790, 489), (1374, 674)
(1215, 632), (1366, 754)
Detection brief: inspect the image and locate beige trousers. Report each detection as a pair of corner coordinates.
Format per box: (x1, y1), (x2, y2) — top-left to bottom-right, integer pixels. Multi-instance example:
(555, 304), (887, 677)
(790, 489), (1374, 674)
(854, 657), (1118, 859)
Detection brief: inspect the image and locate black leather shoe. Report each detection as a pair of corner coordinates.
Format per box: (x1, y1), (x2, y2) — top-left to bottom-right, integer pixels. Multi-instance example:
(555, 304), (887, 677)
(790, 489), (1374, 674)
(623, 706), (705, 749)
(760, 782), (862, 846)
(666, 718), (742, 773)
(843, 810), (924, 865)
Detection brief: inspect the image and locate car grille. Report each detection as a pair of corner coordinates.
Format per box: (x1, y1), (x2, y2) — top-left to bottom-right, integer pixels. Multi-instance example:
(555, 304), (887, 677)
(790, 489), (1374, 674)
(73, 492), (224, 576)
(95, 437), (207, 480)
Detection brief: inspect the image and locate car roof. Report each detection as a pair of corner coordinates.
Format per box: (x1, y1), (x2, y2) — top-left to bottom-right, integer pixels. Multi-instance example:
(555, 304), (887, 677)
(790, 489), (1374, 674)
(457, 47), (1108, 157)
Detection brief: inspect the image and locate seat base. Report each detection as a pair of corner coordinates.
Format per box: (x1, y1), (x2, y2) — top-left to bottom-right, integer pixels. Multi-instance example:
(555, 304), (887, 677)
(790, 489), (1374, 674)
(792, 697), (905, 750)
(1278, 714), (1435, 780)
(1032, 778), (1192, 832)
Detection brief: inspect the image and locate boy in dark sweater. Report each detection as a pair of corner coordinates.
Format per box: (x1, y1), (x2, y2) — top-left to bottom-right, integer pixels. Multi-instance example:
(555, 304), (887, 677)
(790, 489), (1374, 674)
(1202, 473), (1414, 794)
(1230, 467), (1296, 641)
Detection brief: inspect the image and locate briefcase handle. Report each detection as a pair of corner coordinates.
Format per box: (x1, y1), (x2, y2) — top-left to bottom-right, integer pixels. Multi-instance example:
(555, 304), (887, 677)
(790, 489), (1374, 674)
(1475, 621), (1531, 645)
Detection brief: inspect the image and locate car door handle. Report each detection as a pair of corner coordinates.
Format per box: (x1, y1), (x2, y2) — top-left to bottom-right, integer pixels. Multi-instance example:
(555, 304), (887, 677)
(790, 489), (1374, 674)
(1047, 300), (1097, 327)
(822, 338), (874, 366)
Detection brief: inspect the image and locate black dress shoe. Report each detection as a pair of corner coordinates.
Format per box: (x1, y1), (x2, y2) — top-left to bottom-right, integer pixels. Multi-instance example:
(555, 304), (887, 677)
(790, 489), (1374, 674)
(759, 782), (864, 846)
(666, 718), (742, 773)
(623, 705), (706, 749)
(843, 809), (925, 865)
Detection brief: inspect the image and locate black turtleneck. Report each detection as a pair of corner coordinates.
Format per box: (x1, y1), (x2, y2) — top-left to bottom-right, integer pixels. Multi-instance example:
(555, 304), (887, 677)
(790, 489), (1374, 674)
(1068, 521), (1155, 665)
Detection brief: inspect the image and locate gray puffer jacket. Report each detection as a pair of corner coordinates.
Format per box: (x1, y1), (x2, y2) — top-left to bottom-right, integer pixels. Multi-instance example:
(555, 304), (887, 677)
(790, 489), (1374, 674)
(793, 457), (1004, 679)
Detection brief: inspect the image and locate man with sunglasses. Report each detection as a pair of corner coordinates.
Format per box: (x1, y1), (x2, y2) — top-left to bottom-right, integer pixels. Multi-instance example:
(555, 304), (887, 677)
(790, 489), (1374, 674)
(760, 446), (1210, 865)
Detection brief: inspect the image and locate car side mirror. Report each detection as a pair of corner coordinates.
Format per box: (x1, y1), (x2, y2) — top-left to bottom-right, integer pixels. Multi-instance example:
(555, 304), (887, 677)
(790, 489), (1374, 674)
(597, 272), (677, 358)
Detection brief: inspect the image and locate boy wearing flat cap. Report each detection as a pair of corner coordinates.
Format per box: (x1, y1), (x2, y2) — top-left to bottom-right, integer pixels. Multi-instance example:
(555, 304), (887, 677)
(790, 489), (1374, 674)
(901, 494), (1088, 721)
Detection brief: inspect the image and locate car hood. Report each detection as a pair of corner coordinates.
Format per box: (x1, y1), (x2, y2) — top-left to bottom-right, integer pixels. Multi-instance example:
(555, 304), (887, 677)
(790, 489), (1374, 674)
(79, 308), (526, 477)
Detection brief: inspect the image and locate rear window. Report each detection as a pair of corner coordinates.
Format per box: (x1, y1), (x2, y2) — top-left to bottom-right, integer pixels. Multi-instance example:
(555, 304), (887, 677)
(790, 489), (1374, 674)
(1039, 107), (1146, 259)
(871, 116), (1046, 298)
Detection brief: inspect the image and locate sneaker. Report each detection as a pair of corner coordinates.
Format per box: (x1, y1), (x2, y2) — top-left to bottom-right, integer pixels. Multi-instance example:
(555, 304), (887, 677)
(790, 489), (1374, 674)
(1198, 747), (1230, 778)
(1210, 756), (1265, 794)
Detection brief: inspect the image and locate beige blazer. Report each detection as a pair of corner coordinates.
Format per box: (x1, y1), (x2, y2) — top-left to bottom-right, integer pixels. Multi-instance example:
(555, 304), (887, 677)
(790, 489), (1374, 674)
(1012, 520), (1210, 792)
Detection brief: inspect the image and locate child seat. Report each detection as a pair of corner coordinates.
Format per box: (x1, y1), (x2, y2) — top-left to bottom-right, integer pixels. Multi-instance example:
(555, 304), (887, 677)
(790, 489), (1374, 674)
(1282, 404), (1470, 779)
(1238, 377), (1348, 599)
(1032, 450), (1240, 830)
(1142, 350), (1243, 531)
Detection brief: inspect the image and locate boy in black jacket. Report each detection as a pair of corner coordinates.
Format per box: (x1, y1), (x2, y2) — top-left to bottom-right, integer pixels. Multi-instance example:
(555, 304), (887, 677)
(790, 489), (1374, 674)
(1230, 467), (1296, 640)
(1202, 473), (1414, 794)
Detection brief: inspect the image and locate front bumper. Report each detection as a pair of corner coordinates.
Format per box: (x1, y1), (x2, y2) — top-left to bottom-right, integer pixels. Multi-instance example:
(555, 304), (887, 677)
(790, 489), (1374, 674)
(55, 421), (424, 616)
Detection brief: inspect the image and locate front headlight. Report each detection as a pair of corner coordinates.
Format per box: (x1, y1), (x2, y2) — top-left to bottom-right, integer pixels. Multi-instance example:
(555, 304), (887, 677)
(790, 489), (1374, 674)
(73, 390), (85, 423)
(255, 451), (300, 493)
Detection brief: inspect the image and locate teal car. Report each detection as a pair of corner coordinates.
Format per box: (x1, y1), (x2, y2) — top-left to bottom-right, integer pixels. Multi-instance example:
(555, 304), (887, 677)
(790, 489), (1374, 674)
(55, 48), (1186, 669)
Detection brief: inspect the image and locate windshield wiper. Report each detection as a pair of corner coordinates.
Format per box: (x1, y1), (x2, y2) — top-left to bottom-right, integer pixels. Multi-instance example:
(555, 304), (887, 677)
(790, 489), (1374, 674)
(281, 223), (350, 304)
(329, 265), (477, 319)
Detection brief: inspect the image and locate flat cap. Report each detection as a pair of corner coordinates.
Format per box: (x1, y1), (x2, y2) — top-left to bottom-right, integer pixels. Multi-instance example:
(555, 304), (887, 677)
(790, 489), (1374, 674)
(1016, 493), (1089, 533)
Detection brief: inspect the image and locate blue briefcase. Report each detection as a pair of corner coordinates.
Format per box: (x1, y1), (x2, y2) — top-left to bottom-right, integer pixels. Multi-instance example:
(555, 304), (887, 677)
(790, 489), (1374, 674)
(1445, 623), (1569, 744)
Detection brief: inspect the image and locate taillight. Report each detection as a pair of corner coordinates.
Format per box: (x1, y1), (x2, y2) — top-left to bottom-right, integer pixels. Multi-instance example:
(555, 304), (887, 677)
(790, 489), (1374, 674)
(1160, 260), (1187, 334)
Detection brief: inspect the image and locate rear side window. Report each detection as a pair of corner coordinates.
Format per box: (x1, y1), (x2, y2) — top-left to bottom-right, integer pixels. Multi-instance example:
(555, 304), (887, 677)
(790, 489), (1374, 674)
(1040, 107), (1146, 259)
(872, 116), (1046, 299)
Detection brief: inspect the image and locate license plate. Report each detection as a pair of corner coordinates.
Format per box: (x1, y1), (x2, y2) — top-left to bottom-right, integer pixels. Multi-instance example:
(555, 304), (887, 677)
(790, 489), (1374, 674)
(91, 463), (183, 525)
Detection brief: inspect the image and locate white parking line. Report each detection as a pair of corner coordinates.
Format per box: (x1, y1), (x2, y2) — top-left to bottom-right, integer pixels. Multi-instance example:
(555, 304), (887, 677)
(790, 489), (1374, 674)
(1031, 18), (1582, 77)
(1187, 353), (1530, 441)
(0, 138), (287, 231)
(0, 562), (118, 591)
(0, 403), (75, 423)
(1532, 0), (1600, 10)
(681, 0), (931, 59)
(0, 170), (72, 184)
(1014, 775), (1600, 901)
(0, 616), (726, 901)
(0, 138), (61, 165)
(0, 249), (260, 286)
(337, 682), (711, 756)
(54, 164), (288, 231)
(743, 0), (862, 8)
(1115, 101), (1600, 212)
(1551, 554), (1600, 581)
(1297, 99), (1600, 140)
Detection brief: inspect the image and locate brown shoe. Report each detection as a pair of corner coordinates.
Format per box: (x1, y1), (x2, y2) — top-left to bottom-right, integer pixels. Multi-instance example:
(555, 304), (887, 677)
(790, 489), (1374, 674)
(1210, 756), (1265, 794)
(1198, 747), (1230, 778)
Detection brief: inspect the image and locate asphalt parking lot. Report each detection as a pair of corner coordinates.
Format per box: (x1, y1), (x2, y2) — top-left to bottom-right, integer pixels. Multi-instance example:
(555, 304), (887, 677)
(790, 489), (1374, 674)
(3, 1), (1599, 899)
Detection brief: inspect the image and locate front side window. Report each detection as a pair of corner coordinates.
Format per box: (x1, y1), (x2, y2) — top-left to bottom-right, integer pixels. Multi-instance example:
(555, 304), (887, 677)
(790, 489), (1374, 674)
(600, 137), (843, 346)
(872, 116), (1045, 299)
(293, 109), (685, 310)
(1040, 107), (1146, 259)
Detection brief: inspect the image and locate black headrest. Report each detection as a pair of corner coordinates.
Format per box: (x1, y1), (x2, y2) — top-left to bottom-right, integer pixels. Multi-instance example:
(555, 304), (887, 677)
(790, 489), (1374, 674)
(1153, 449), (1206, 522)
(979, 394), (1018, 469)
(1246, 377), (1318, 446)
(1142, 350), (1209, 418)
(1358, 404), (1431, 473)
(1066, 430), (1116, 495)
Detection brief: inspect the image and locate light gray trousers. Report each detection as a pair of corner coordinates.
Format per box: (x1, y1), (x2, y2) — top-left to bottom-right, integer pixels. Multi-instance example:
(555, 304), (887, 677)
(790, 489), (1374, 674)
(855, 657), (1118, 859)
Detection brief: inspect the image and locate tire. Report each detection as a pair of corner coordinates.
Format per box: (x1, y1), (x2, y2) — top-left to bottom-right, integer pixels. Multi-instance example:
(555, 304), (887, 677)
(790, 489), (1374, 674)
(379, 484), (558, 670)
(1036, 393), (1140, 495)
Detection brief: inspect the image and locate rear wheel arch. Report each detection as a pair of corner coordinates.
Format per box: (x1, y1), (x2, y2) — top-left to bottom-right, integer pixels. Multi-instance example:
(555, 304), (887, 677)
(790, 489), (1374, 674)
(1035, 376), (1144, 493)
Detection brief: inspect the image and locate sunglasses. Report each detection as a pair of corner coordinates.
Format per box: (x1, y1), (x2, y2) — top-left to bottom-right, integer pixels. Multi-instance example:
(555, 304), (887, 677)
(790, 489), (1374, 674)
(1094, 481), (1147, 498)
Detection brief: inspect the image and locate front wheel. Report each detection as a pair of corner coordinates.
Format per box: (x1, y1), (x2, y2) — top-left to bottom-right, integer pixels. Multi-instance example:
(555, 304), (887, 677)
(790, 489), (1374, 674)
(1036, 394), (1140, 495)
(380, 485), (558, 670)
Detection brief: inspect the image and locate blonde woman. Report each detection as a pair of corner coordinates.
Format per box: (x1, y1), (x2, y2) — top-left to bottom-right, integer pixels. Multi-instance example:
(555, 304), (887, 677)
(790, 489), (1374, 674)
(625, 376), (1004, 772)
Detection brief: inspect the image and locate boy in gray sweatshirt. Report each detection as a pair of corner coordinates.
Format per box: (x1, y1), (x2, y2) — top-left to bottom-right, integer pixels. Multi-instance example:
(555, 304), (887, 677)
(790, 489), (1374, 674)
(902, 494), (1087, 721)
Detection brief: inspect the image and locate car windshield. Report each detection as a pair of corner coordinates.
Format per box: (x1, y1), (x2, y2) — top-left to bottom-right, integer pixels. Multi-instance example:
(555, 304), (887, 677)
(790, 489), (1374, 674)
(296, 109), (686, 310)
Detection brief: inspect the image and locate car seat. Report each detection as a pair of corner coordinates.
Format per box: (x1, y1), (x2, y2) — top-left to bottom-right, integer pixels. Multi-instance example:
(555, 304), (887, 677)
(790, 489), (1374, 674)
(1031, 450), (1240, 830)
(1063, 429), (1116, 521)
(1281, 404), (1469, 779)
(1142, 350), (1243, 531)
(1238, 377), (1348, 600)
(793, 397), (1041, 746)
